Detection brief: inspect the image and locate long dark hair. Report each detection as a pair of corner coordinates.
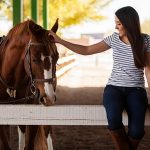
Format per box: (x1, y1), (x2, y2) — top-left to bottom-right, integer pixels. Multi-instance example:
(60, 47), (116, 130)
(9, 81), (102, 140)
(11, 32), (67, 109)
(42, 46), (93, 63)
(115, 6), (144, 68)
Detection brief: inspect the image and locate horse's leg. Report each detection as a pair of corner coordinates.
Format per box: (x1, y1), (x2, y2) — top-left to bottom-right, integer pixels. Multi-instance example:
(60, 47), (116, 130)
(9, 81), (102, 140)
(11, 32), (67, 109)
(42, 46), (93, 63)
(44, 126), (53, 150)
(0, 125), (11, 150)
(24, 125), (38, 150)
(47, 133), (53, 150)
(18, 125), (26, 150)
(34, 126), (48, 150)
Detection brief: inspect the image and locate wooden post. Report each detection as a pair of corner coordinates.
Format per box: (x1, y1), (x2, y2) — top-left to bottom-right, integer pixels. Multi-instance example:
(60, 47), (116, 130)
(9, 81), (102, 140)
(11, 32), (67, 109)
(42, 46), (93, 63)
(13, 0), (23, 26)
(43, 0), (48, 29)
(31, 0), (38, 22)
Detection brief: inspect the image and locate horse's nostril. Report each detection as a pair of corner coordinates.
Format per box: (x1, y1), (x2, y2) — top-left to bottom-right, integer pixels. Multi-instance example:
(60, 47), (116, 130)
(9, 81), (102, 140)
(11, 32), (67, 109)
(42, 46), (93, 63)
(40, 95), (56, 105)
(40, 97), (44, 103)
(40, 97), (47, 104)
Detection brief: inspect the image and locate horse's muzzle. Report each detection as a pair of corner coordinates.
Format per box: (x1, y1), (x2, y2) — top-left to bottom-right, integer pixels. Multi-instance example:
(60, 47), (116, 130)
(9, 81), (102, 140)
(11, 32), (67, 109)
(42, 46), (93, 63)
(39, 95), (56, 106)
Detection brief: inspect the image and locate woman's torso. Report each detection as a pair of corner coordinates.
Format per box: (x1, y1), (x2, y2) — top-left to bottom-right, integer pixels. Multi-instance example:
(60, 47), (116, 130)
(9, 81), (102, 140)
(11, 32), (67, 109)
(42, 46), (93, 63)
(104, 32), (150, 88)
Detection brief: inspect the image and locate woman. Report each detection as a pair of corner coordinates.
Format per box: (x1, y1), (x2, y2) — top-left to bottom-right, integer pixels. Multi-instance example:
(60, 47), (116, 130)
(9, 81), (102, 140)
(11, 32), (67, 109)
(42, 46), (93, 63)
(49, 6), (150, 150)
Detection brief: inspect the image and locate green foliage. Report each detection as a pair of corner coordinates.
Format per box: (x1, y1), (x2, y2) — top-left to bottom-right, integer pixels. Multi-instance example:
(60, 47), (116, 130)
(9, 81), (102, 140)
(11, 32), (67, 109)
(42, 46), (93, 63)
(0, 0), (12, 20)
(0, 0), (111, 29)
(49, 0), (111, 28)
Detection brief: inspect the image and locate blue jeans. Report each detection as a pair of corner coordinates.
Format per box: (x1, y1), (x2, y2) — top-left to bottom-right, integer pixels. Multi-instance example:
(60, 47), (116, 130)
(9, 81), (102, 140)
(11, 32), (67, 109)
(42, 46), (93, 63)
(103, 85), (148, 139)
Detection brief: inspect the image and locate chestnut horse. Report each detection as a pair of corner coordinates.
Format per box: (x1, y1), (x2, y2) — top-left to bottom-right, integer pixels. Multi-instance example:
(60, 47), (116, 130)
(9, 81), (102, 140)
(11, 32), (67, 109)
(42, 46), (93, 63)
(0, 19), (59, 150)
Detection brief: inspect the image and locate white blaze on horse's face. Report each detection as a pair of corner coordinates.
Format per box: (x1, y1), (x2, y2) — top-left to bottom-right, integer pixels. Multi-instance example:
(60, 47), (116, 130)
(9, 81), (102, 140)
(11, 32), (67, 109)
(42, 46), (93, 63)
(41, 54), (56, 104)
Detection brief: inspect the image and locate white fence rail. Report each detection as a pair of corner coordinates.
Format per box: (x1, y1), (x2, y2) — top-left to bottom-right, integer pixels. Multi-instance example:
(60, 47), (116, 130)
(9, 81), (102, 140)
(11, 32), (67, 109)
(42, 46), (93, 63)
(56, 55), (77, 77)
(0, 105), (149, 126)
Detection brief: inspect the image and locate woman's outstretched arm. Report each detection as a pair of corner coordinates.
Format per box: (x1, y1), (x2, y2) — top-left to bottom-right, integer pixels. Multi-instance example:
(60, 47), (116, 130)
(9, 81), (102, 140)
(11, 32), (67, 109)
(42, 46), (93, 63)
(49, 30), (110, 55)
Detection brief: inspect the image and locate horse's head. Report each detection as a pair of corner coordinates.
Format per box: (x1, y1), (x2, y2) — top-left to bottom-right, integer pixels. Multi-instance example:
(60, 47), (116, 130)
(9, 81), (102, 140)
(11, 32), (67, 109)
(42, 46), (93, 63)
(24, 20), (59, 106)
(0, 19), (59, 106)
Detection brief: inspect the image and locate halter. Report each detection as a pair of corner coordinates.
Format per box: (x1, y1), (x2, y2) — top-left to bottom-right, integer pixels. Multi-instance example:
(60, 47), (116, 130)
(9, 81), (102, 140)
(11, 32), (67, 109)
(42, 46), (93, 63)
(0, 39), (56, 104)
(24, 40), (56, 94)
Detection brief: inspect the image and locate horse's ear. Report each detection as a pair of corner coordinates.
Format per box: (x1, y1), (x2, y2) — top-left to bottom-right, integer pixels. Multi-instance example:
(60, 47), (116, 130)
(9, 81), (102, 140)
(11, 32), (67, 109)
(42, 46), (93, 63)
(51, 18), (59, 33)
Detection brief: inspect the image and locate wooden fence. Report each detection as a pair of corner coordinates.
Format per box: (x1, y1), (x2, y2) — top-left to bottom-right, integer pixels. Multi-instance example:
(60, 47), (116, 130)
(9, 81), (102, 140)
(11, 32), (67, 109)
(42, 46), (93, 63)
(56, 55), (77, 78)
(0, 105), (149, 125)
(0, 55), (149, 126)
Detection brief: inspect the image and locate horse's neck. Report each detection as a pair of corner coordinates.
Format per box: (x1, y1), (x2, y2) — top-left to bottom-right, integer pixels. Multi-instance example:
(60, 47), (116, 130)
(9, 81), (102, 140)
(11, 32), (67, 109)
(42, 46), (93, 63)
(0, 49), (26, 88)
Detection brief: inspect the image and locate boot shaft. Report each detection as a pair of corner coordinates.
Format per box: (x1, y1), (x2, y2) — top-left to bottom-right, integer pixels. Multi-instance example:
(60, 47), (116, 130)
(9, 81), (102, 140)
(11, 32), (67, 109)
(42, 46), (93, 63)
(128, 137), (140, 150)
(109, 128), (130, 150)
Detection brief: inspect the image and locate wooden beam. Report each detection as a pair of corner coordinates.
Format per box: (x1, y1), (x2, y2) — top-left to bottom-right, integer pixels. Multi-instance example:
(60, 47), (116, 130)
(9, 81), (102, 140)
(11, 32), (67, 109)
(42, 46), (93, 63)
(31, 0), (38, 22)
(13, 0), (23, 25)
(0, 105), (149, 125)
(43, 0), (48, 29)
(56, 55), (77, 77)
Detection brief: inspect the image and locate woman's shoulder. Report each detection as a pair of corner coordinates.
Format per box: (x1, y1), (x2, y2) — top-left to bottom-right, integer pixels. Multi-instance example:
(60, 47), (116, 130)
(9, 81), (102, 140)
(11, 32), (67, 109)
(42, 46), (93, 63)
(109, 32), (119, 37)
(104, 32), (119, 40)
(103, 32), (120, 47)
(113, 32), (119, 36)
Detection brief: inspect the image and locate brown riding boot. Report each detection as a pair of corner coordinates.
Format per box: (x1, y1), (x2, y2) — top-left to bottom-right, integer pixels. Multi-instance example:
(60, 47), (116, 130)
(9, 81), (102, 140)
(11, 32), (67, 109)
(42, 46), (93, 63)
(128, 137), (141, 150)
(109, 127), (130, 150)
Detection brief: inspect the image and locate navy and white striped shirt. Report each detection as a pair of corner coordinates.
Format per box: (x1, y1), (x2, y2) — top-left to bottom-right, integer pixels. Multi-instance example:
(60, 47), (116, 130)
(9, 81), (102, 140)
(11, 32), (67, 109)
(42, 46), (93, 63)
(104, 32), (150, 88)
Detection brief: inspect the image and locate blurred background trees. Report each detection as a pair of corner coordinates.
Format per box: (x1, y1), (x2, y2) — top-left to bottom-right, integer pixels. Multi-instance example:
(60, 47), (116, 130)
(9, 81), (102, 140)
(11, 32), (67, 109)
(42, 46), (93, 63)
(0, 0), (150, 33)
(0, 0), (111, 29)
(141, 19), (150, 34)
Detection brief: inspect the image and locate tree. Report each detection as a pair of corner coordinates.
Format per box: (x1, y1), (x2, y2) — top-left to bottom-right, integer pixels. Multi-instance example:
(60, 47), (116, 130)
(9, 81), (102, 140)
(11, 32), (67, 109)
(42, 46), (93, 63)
(48, 0), (111, 28)
(0, 0), (112, 29)
(0, 0), (12, 20)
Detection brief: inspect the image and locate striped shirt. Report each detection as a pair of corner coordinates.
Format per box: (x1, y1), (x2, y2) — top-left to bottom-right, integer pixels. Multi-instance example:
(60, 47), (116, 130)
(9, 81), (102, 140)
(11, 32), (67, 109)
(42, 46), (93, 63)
(103, 32), (150, 88)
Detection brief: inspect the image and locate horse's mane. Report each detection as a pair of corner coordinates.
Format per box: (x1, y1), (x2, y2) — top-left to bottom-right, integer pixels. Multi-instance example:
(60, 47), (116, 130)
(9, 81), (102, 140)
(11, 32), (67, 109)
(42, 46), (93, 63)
(7, 20), (30, 39)
(6, 19), (48, 44)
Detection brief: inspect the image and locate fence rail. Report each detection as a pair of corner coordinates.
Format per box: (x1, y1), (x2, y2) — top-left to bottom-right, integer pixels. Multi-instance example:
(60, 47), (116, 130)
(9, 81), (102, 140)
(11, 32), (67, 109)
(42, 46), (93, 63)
(0, 105), (149, 125)
(56, 55), (77, 77)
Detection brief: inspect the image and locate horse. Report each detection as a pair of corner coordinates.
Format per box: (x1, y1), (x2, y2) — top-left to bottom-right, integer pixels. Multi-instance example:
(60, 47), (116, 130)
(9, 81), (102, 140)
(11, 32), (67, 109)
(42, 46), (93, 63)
(0, 19), (59, 150)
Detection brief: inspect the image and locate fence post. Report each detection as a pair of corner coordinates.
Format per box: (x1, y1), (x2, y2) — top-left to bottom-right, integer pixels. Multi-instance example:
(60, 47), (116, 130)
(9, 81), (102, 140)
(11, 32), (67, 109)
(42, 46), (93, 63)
(43, 0), (48, 29)
(31, 0), (38, 23)
(13, 0), (23, 26)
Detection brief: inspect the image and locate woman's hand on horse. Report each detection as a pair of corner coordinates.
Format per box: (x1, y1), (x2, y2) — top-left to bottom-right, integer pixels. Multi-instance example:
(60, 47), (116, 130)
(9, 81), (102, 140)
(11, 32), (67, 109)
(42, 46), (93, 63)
(48, 31), (62, 43)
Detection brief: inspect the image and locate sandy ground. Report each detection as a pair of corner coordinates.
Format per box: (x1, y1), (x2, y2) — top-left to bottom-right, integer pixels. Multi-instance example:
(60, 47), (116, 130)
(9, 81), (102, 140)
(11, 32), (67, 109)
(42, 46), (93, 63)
(10, 53), (150, 150)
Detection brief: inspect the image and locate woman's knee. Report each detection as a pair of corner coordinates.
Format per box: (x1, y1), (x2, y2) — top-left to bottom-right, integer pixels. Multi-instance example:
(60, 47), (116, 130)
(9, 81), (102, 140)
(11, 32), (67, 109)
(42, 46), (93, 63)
(107, 115), (124, 130)
(128, 126), (145, 139)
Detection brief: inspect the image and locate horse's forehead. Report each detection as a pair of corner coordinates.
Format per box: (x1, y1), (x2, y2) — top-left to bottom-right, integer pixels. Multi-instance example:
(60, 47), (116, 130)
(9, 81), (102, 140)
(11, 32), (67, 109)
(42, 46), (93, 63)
(31, 45), (49, 55)
(41, 54), (53, 71)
